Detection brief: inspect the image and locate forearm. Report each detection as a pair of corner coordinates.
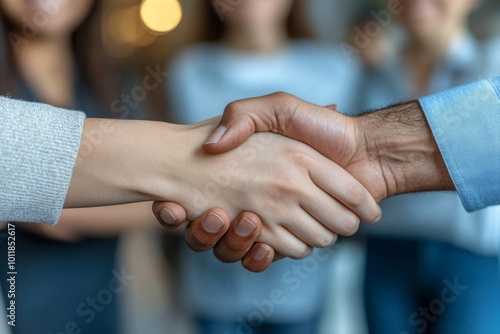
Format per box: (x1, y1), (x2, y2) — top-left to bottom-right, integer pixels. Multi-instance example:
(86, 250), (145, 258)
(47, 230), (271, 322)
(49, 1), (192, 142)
(0, 97), (191, 224)
(357, 101), (454, 197)
(360, 78), (500, 211)
(65, 118), (191, 208)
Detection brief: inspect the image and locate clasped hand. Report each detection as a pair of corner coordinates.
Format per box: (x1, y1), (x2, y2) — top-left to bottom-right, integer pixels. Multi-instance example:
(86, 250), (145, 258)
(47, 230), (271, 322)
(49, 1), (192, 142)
(154, 93), (387, 272)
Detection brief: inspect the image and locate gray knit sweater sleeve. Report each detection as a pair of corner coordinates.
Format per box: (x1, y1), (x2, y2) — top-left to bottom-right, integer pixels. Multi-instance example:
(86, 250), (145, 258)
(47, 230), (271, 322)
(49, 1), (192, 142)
(0, 97), (85, 225)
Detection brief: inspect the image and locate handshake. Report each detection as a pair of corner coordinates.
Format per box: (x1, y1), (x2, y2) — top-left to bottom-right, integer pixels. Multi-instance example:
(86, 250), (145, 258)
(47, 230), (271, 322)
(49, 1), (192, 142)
(145, 93), (453, 272)
(67, 92), (452, 272)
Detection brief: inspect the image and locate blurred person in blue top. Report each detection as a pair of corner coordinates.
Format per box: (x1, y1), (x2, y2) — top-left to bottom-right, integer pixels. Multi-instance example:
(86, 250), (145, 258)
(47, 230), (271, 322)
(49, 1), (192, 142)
(356, 0), (500, 333)
(0, 1), (170, 333)
(166, 1), (361, 333)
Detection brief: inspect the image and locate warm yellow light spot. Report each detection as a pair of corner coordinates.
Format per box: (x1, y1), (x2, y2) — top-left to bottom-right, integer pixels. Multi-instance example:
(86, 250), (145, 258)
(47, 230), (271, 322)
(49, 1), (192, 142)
(105, 5), (157, 50)
(140, 0), (182, 33)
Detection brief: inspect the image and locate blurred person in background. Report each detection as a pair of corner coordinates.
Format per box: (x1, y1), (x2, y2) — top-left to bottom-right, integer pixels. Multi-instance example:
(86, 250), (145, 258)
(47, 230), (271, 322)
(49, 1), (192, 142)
(471, 0), (500, 39)
(166, 0), (361, 333)
(304, 0), (363, 43)
(356, 0), (500, 333)
(0, 1), (384, 333)
(346, 7), (394, 69)
(0, 1), (169, 333)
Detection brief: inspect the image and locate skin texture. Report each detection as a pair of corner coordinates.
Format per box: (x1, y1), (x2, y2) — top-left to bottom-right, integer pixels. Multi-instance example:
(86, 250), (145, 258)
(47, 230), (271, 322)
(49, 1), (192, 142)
(2, 0), (378, 267)
(0, 0), (267, 249)
(153, 0), (300, 270)
(67, 117), (380, 259)
(155, 93), (454, 271)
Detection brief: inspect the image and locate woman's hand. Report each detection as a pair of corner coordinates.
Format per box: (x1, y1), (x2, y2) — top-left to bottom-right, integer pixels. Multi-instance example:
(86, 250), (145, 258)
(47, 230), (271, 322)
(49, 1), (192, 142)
(64, 116), (379, 265)
(152, 119), (381, 259)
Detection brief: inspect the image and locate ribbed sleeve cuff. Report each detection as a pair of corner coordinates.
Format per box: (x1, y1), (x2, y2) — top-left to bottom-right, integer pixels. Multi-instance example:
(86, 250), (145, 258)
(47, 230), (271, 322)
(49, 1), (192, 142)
(0, 97), (85, 225)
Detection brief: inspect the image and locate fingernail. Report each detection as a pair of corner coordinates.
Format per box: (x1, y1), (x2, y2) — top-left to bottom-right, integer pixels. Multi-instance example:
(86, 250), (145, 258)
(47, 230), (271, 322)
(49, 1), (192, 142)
(235, 217), (256, 237)
(203, 126), (227, 145)
(253, 245), (269, 261)
(203, 213), (224, 233)
(160, 208), (177, 226)
(373, 214), (382, 224)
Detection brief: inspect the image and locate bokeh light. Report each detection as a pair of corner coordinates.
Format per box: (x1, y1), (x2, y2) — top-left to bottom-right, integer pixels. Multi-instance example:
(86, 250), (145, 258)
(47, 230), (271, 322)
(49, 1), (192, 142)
(140, 0), (183, 33)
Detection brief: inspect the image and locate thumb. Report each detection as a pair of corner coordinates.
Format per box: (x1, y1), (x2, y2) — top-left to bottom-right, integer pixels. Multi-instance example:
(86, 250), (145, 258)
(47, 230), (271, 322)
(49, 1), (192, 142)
(202, 92), (303, 154)
(152, 201), (187, 229)
(202, 101), (260, 154)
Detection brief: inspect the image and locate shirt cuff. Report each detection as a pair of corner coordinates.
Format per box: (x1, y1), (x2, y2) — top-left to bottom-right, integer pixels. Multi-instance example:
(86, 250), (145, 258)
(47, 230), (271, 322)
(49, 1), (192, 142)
(419, 78), (500, 212)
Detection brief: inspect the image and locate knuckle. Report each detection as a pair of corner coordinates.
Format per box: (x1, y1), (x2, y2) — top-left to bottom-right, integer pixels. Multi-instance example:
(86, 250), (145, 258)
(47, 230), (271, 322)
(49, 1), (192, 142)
(272, 175), (301, 198)
(224, 100), (244, 115)
(337, 213), (360, 236)
(185, 227), (213, 252)
(271, 91), (302, 132)
(186, 240), (206, 253)
(344, 183), (367, 208)
(289, 149), (311, 166)
(270, 91), (292, 101)
(277, 183), (299, 198)
(213, 247), (238, 263)
(242, 257), (268, 273)
(316, 232), (338, 248)
(289, 244), (313, 260)
(224, 235), (248, 253)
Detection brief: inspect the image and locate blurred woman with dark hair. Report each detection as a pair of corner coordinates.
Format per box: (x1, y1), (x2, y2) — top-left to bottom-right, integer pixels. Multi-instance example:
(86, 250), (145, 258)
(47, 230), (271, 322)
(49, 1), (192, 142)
(0, 2), (164, 333)
(0, 0), (117, 112)
(166, 1), (362, 333)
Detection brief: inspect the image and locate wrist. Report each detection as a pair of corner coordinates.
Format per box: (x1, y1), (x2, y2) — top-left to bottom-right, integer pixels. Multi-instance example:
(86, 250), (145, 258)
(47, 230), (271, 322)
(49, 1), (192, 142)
(357, 101), (453, 198)
(68, 119), (195, 207)
(140, 120), (220, 214)
(130, 121), (196, 202)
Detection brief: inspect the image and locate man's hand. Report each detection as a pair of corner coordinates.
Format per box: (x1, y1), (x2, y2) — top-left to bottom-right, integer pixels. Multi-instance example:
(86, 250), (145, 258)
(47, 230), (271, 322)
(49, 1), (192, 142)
(152, 202), (278, 272)
(201, 93), (389, 200)
(202, 92), (453, 200)
(150, 96), (370, 271)
(164, 121), (381, 258)
(153, 92), (454, 272)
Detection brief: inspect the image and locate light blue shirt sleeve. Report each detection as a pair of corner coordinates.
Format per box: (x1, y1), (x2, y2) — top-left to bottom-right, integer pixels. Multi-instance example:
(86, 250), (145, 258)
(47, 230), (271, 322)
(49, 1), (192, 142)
(419, 77), (500, 212)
